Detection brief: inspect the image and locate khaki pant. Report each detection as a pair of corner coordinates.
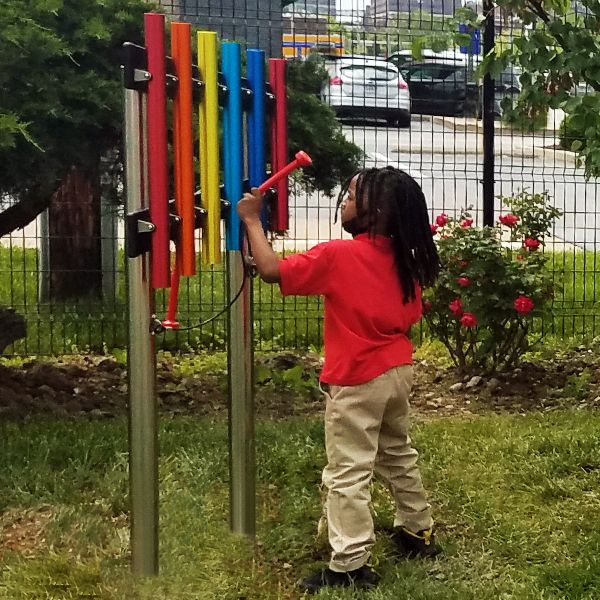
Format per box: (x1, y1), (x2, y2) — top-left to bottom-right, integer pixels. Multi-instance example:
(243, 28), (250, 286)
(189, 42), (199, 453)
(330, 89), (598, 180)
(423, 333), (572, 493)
(320, 365), (433, 572)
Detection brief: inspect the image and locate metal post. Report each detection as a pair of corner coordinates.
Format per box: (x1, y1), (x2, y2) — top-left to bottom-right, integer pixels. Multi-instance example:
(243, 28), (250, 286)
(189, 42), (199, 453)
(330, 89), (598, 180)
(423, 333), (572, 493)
(227, 250), (255, 536)
(222, 42), (255, 538)
(38, 209), (50, 303)
(100, 161), (118, 304)
(482, 0), (495, 227)
(124, 89), (159, 576)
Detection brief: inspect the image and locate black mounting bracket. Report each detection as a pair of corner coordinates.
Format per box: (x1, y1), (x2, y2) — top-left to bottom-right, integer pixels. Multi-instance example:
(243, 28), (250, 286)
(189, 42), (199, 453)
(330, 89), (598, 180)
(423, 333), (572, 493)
(126, 194), (231, 259)
(122, 42), (204, 101)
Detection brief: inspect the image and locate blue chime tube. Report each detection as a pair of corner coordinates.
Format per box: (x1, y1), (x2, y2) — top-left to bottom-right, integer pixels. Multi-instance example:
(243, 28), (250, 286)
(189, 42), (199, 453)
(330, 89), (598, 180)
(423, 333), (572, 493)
(246, 49), (267, 226)
(222, 43), (244, 251)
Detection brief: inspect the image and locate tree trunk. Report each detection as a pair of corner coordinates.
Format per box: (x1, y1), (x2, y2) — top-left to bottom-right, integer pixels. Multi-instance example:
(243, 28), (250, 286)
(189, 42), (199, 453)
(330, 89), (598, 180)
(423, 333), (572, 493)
(48, 166), (102, 300)
(0, 308), (26, 353)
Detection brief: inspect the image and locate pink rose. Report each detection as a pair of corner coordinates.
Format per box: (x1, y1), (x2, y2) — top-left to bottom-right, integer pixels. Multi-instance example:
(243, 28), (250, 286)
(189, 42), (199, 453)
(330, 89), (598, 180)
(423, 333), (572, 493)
(514, 296), (535, 315)
(499, 214), (519, 227)
(457, 276), (471, 287)
(461, 218), (473, 228)
(460, 312), (477, 328)
(449, 298), (463, 316)
(436, 213), (449, 227)
(524, 237), (541, 251)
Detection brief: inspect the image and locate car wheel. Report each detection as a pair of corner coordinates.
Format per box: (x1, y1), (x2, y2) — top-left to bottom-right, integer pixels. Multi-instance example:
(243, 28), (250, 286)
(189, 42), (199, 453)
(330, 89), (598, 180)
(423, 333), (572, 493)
(397, 112), (411, 128)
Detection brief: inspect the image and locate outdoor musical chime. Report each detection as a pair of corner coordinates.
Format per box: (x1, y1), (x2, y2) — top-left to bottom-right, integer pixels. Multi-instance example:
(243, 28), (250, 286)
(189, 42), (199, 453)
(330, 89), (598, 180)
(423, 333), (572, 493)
(122, 13), (313, 576)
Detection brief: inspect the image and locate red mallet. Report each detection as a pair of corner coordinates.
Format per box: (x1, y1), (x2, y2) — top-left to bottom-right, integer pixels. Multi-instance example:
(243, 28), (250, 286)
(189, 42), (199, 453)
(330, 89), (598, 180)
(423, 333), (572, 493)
(258, 151), (312, 194)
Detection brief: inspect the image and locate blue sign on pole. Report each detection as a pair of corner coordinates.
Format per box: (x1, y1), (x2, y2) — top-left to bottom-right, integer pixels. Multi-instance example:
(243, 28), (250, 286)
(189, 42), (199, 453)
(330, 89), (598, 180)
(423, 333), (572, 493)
(459, 24), (481, 55)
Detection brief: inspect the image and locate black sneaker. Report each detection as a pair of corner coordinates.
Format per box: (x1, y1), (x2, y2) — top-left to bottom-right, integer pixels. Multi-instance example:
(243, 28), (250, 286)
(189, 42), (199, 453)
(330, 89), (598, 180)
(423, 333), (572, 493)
(298, 565), (379, 594)
(391, 526), (442, 559)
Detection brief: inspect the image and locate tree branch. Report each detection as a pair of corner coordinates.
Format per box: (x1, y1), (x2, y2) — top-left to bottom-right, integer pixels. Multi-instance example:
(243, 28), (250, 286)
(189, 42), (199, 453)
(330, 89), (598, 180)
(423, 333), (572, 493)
(0, 182), (58, 238)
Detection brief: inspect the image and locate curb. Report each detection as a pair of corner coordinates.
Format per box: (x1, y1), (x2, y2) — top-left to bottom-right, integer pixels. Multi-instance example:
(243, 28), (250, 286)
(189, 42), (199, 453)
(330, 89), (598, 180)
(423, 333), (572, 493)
(392, 124), (577, 165)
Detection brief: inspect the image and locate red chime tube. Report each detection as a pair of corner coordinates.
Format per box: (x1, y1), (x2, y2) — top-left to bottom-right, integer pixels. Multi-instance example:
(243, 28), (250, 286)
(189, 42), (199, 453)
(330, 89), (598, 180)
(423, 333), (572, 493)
(269, 59), (289, 232)
(145, 13), (170, 289)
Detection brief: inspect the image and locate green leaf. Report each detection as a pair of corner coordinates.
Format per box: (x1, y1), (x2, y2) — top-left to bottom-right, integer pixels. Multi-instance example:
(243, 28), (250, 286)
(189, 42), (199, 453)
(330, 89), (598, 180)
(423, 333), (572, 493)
(411, 37), (426, 60)
(571, 140), (583, 152)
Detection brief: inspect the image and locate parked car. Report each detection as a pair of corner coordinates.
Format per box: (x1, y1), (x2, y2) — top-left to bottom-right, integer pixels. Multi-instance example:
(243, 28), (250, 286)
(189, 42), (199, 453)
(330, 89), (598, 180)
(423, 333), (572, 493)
(397, 61), (480, 117)
(389, 53), (521, 119)
(388, 49), (481, 70)
(322, 56), (411, 127)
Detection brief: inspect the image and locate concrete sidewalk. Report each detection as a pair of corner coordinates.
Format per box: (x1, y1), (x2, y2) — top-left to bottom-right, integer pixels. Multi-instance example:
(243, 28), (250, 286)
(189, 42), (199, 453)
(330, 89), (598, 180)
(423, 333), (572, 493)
(393, 116), (578, 165)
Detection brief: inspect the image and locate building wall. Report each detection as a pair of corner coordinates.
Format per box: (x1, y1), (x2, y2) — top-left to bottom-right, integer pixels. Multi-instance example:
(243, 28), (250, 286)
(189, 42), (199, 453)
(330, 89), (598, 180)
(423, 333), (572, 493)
(160, 0), (283, 57)
(373, 0), (461, 17)
(287, 0), (336, 17)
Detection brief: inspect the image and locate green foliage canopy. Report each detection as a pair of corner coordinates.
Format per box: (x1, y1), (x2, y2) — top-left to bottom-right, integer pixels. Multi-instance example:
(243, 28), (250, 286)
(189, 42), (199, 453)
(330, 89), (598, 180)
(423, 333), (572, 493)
(0, 1), (360, 237)
(0, 0), (149, 212)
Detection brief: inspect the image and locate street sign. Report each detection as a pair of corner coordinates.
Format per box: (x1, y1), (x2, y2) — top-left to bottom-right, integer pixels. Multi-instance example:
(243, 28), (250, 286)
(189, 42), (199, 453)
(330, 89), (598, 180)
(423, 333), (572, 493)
(459, 24), (481, 55)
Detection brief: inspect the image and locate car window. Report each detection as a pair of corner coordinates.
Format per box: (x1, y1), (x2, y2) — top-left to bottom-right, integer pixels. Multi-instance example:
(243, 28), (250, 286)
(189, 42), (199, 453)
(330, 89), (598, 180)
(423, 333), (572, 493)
(442, 68), (467, 82)
(388, 54), (410, 68)
(340, 65), (397, 81)
(406, 65), (457, 81)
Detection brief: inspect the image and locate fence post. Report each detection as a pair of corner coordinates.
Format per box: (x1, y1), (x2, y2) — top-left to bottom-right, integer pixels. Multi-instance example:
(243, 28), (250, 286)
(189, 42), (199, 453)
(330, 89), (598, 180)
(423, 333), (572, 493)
(38, 209), (50, 303)
(482, 0), (495, 226)
(100, 157), (118, 304)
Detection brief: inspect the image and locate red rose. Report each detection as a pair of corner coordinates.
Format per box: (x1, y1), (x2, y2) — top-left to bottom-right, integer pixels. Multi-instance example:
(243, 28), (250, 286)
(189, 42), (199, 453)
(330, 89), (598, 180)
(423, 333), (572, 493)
(423, 299), (433, 315)
(430, 224), (438, 235)
(457, 276), (471, 287)
(449, 298), (463, 316)
(461, 218), (473, 228)
(436, 213), (449, 227)
(524, 237), (541, 251)
(499, 214), (519, 227)
(460, 312), (477, 328)
(514, 296), (535, 315)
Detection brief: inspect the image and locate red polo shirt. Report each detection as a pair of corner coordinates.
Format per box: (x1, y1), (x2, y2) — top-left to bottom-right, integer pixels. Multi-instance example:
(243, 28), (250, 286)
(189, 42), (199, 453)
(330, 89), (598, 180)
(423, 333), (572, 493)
(279, 233), (422, 385)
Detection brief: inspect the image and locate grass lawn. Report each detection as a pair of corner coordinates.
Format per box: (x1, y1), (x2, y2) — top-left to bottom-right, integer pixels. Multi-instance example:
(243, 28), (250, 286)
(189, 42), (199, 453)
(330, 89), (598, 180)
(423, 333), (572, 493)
(1, 410), (600, 599)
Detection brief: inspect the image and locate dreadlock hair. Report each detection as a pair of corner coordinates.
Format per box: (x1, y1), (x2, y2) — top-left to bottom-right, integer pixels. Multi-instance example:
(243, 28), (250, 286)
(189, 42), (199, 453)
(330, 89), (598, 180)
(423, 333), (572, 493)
(335, 166), (440, 304)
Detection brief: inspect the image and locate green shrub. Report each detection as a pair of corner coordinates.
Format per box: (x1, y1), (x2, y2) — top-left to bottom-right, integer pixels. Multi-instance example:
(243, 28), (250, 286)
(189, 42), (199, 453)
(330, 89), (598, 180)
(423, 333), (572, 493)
(424, 191), (562, 374)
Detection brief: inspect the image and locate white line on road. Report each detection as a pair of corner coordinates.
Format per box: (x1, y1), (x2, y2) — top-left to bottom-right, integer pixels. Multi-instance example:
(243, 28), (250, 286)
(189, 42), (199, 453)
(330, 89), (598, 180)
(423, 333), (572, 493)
(365, 151), (423, 179)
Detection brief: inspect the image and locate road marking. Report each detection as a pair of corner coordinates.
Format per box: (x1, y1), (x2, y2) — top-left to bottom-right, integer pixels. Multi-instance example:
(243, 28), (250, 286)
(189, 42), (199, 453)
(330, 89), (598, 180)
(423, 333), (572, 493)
(366, 151), (423, 179)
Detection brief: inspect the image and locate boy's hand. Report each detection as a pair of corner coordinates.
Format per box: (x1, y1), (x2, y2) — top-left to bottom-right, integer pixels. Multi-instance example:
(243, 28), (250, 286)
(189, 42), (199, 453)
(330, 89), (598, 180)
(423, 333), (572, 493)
(237, 187), (263, 224)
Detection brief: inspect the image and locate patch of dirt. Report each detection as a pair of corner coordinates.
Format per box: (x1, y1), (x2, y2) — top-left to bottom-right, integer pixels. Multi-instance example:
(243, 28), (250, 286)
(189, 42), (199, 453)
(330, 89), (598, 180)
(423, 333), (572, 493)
(412, 348), (600, 417)
(0, 349), (599, 422)
(0, 506), (53, 559)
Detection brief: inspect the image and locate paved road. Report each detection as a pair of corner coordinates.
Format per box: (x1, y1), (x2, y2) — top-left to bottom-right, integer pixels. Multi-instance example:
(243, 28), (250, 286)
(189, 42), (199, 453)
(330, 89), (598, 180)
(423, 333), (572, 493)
(4, 116), (597, 252)
(289, 116), (598, 251)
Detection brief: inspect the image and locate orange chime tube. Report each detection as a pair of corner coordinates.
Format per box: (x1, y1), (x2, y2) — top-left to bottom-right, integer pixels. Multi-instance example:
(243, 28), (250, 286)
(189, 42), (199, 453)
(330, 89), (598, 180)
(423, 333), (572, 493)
(162, 22), (196, 330)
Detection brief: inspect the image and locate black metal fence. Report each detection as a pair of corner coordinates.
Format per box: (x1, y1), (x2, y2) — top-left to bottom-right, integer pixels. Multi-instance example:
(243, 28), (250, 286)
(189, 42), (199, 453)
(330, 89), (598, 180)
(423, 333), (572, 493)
(1, 0), (598, 355)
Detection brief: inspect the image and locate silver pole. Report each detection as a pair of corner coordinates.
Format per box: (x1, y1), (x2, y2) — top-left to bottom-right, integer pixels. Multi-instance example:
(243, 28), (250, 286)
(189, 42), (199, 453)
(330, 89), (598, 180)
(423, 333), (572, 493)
(124, 89), (159, 576)
(38, 209), (50, 303)
(227, 248), (255, 536)
(100, 155), (118, 304)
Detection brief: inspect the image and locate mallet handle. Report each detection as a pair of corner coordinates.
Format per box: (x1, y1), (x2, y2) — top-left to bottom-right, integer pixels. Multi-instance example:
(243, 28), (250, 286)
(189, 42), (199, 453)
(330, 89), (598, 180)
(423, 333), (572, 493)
(258, 151), (312, 194)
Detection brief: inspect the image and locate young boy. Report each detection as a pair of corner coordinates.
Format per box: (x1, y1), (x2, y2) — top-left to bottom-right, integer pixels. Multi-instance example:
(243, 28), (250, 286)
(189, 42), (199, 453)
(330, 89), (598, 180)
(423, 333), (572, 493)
(237, 167), (442, 593)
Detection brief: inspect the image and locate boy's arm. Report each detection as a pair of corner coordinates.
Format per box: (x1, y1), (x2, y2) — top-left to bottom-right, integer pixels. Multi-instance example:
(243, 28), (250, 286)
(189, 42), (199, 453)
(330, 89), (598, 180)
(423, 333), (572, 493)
(237, 188), (281, 283)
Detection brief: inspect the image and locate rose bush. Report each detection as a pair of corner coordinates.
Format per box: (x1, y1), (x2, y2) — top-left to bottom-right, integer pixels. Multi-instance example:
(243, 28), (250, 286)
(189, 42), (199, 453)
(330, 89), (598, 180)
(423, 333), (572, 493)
(423, 191), (562, 374)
